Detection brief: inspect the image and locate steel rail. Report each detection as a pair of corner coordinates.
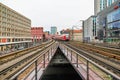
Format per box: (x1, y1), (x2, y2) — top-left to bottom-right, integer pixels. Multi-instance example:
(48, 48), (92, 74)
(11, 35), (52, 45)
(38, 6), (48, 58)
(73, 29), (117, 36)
(62, 43), (120, 80)
(7, 43), (58, 80)
(0, 41), (52, 65)
(0, 41), (55, 80)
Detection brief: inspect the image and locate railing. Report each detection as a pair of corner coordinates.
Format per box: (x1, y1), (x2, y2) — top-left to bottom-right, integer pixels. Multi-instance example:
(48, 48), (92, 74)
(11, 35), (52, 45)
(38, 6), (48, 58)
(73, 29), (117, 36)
(9, 42), (59, 80)
(59, 43), (120, 80)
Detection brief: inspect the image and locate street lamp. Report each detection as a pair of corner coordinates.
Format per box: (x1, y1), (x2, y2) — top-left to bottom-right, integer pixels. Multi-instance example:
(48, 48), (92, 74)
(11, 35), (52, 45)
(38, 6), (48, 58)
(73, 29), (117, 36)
(72, 26), (74, 41)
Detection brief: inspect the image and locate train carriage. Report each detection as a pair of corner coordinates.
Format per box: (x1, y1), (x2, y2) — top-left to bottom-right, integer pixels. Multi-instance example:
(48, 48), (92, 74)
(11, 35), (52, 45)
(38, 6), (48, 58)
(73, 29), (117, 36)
(53, 34), (70, 41)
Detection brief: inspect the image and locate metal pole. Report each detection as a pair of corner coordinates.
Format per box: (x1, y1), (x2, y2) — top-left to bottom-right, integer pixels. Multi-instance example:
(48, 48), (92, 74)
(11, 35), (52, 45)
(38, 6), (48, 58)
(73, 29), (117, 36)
(71, 50), (72, 61)
(48, 51), (49, 61)
(67, 48), (68, 56)
(51, 48), (52, 56)
(87, 60), (89, 80)
(64, 46), (65, 53)
(76, 54), (78, 68)
(81, 20), (84, 43)
(72, 26), (73, 41)
(49, 49), (51, 59)
(35, 61), (37, 80)
(52, 47), (53, 56)
(43, 54), (45, 68)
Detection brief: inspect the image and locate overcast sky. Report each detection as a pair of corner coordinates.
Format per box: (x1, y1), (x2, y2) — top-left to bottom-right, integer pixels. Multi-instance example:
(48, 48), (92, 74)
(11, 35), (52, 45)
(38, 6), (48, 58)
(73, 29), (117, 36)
(0, 0), (94, 32)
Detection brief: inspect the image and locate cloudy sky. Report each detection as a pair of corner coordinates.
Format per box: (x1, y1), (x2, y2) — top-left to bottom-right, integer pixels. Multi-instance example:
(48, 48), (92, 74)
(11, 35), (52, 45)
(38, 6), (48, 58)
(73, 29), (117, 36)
(0, 0), (94, 32)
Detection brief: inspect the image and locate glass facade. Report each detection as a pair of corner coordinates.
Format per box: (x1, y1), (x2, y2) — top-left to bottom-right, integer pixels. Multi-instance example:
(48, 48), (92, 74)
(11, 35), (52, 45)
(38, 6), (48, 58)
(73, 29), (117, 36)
(106, 7), (120, 43)
(100, 0), (107, 11)
(107, 8), (120, 30)
(113, 0), (117, 2)
(108, 21), (120, 29)
(51, 27), (57, 35)
(100, 0), (104, 10)
(107, 0), (117, 6)
(108, 30), (120, 37)
(107, 0), (112, 6)
(93, 17), (97, 36)
(107, 8), (120, 23)
(96, 0), (119, 43)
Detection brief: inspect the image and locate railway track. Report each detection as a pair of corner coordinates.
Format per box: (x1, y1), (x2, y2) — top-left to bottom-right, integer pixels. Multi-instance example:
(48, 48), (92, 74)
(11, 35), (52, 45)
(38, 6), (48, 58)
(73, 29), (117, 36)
(64, 43), (120, 77)
(0, 40), (53, 65)
(69, 41), (120, 61)
(18, 57), (43, 80)
(0, 40), (55, 80)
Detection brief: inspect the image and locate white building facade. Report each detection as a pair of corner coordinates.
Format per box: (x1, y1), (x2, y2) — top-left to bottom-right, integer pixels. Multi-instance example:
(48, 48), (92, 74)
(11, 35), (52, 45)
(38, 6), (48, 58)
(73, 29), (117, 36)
(83, 16), (97, 43)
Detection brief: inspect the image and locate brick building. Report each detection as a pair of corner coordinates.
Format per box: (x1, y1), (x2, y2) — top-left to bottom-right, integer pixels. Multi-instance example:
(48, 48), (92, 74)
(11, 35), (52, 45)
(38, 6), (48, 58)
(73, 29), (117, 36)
(31, 27), (44, 42)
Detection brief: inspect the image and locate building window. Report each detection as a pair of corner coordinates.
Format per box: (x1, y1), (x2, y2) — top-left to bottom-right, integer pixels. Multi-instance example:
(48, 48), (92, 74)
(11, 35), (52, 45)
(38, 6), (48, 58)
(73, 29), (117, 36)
(7, 39), (11, 42)
(107, 8), (120, 23)
(107, 0), (112, 6)
(108, 30), (120, 37)
(108, 21), (120, 30)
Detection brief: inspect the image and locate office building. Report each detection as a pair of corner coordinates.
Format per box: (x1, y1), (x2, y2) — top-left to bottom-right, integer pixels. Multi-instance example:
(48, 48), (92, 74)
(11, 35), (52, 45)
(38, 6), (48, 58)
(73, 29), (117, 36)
(97, 0), (120, 44)
(94, 0), (107, 15)
(107, 0), (118, 6)
(51, 26), (57, 35)
(94, 0), (117, 15)
(83, 16), (97, 42)
(0, 3), (31, 51)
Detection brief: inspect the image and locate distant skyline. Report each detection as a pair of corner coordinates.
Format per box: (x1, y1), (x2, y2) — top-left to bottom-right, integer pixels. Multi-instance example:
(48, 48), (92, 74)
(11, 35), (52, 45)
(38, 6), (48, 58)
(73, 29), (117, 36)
(0, 0), (94, 32)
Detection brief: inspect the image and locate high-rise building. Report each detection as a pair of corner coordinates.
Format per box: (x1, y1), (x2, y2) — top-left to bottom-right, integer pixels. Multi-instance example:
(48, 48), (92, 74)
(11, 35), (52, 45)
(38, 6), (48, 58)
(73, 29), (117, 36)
(0, 3), (31, 51)
(94, 0), (107, 15)
(51, 26), (57, 35)
(94, 0), (117, 15)
(107, 0), (117, 6)
(94, 0), (100, 15)
(97, 0), (120, 44)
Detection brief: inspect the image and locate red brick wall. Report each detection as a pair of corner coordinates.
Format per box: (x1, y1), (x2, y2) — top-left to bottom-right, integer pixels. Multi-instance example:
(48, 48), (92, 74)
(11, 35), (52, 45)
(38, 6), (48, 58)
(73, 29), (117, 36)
(31, 27), (44, 40)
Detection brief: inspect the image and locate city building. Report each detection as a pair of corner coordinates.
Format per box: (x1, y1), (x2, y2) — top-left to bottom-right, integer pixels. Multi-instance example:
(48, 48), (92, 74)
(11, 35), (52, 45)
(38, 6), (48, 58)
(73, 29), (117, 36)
(51, 26), (57, 35)
(107, 0), (118, 6)
(94, 0), (117, 15)
(94, 0), (107, 15)
(0, 3), (31, 52)
(70, 29), (83, 41)
(31, 27), (44, 43)
(83, 16), (97, 43)
(97, 0), (120, 44)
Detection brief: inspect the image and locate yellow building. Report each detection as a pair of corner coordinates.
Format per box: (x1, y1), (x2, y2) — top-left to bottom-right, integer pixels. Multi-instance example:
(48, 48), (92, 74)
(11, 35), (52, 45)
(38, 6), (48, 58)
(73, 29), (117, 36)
(0, 3), (31, 52)
(70, 29), (83, 41)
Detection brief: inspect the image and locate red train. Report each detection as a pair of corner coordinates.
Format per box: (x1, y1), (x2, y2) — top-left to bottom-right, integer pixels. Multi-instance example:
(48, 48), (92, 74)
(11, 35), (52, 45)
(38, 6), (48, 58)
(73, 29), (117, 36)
(53, 34), (70, 41)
